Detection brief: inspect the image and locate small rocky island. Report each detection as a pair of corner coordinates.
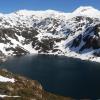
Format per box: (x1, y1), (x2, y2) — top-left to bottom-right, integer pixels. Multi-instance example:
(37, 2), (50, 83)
(0, 69), (71, 100)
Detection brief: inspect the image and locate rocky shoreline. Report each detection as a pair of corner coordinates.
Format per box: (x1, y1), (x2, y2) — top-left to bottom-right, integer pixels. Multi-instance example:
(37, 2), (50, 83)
(0, 69), (73, 100)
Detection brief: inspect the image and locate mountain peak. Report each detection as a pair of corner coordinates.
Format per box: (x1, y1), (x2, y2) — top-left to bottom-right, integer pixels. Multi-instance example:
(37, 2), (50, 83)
(73, 6), (99, 13)
(72, 6), (100, 18)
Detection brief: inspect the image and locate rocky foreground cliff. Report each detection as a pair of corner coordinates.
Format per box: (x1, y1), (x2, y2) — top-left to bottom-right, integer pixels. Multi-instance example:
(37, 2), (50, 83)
(0, 6), (100, 62)
(0, 69), (72, 100)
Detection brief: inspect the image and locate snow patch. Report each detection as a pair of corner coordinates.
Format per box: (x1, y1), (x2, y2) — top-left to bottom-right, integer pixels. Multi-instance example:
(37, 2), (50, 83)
(0, 75), (15, 83)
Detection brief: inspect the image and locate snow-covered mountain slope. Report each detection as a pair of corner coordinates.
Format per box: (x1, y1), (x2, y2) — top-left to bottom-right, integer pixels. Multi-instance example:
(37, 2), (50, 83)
(72, 6), (100, 18)
(0, 6), (100, 62)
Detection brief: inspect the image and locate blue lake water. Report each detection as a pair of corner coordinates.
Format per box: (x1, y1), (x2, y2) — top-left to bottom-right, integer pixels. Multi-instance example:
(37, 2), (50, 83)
(0, 54), (100, 99)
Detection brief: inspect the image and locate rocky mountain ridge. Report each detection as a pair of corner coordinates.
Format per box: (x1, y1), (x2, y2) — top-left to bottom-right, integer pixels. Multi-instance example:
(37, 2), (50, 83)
(0, 6), (100, 62)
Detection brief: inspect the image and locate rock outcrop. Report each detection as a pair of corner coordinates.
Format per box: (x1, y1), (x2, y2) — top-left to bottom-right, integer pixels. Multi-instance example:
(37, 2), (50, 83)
(0, 69), (72, 100)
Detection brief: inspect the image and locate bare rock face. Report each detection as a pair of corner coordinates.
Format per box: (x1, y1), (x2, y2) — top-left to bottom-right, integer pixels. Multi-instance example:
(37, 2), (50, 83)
(71, 23), (100, 53)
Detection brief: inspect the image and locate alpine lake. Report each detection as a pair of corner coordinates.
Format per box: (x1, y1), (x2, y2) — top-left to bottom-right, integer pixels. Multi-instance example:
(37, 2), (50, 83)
(0, 54), (100, 99)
